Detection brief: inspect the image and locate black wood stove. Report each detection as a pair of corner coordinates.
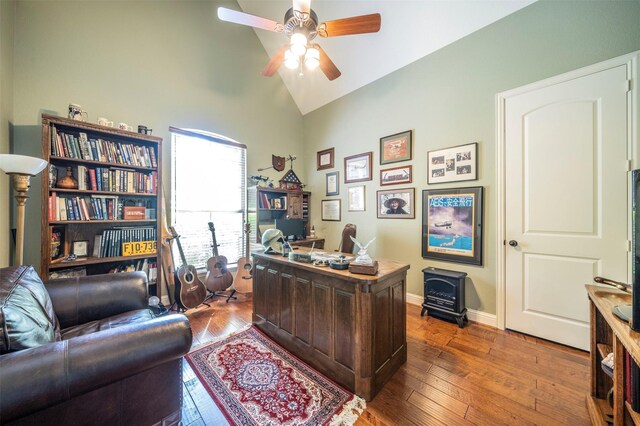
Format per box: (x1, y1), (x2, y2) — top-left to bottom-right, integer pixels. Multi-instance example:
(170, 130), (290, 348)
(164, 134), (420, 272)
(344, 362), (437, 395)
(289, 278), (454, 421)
(421, 267), (468, 328)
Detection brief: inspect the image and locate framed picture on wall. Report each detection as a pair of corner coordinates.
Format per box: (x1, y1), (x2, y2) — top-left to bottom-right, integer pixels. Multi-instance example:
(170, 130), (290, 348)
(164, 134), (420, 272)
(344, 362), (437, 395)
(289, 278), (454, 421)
(348, 185), (366, 211)
(427, 142), (478, 184)
(380, 130), (412, 164)
(321, 199), (341, 221)
(317, 147), (334, 170)
(421, 186), (483, 265)
(380, 165), (412, 186)
(326, 171), (339, 196)
(344, 152), (373, 183)
(377, 188), (415, 219)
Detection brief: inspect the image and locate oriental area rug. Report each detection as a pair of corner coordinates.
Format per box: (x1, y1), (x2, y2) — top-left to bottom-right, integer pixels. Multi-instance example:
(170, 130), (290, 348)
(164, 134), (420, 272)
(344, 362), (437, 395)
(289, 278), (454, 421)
(186, 326), (366, 426)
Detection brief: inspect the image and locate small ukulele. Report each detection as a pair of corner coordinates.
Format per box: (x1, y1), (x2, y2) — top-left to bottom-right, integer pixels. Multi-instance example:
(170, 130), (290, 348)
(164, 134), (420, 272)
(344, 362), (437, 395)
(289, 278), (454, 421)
(169, 226), (207, 310)
(205, 222), (234, 293)
(233, 222), (253, 293)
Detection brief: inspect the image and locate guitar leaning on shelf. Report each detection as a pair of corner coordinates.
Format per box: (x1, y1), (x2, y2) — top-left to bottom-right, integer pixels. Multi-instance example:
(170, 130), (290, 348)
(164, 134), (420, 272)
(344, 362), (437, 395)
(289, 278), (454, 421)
(233, 222), (253, 293)
(169, 226), (207, 310)
(205, 222), (234, 293)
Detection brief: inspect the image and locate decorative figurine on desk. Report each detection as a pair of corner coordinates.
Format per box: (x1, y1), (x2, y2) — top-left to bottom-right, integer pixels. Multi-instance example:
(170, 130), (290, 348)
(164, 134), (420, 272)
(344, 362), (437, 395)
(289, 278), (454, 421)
(349, 236), (379, 275)
(350, 236), (376, 264)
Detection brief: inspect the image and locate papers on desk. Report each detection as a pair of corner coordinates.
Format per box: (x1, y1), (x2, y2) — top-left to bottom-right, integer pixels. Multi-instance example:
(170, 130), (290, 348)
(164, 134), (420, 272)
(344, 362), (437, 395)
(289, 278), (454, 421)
(310, 252), (355, 262)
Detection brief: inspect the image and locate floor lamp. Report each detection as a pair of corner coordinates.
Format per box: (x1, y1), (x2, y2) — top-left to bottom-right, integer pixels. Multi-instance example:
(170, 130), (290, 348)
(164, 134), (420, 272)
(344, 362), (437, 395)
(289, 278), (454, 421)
(0, 154), (48, 265)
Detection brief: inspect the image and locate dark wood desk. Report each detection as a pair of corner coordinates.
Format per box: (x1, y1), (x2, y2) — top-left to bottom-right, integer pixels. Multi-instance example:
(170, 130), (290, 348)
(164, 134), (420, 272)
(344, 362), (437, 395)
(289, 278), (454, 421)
(288, 238), (325, 249)
(252, 249), (409, 401)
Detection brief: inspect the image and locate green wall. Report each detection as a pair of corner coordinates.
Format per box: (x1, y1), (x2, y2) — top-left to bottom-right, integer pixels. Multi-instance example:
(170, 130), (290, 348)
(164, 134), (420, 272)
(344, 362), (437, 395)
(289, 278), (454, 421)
(8, 0), (303, 268)
(0, 0), (15, 266)
(302, 0), (640, 315)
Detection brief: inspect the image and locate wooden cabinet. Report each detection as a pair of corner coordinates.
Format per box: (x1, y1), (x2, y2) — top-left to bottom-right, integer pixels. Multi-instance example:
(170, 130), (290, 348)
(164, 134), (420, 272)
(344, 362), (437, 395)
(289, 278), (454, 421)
(252, 250), (409, 401)
(586, 285), (640, 425)
(250, 186), (310, 242)
(40, 114), (163, 297)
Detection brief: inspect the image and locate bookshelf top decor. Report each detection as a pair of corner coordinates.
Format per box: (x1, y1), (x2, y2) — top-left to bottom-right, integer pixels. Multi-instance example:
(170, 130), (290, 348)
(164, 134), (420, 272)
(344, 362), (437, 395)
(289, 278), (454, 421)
(43, 114), (161, 144)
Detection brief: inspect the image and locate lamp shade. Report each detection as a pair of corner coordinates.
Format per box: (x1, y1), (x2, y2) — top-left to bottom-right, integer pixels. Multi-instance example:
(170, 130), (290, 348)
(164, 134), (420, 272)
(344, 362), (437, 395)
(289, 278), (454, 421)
(0, 154), (48, 176)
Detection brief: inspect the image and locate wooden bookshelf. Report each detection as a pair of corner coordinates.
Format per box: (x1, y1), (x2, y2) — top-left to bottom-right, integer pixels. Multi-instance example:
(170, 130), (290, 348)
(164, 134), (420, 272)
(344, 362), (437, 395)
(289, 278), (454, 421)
(41, 114), (163, 297)
(586, 285), (640, 425)
(250, 186), (311, 243)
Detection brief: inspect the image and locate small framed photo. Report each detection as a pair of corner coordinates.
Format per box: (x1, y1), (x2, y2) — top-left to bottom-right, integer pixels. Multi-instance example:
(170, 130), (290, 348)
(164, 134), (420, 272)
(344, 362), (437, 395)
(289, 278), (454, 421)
(380, 130), (412, 164)
(326, 171), (339, 196)
(72, 240), (89, 257)
(427, 142), (478, 184)
(422, 186), (483, 265)
(344, 152), (373, 183)
(380, 165), (412, 186)
(317, 147), (334, 170)
(348, 185), (366, 212)
(377, 188), (415, 219)
(321, 199), (341, 221)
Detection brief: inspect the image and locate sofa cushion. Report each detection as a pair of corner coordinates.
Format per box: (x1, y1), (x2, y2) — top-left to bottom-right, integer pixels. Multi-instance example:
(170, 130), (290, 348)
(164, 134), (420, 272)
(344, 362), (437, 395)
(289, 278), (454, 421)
(0, 266), (61, 354)
(60, 308), (155, 340)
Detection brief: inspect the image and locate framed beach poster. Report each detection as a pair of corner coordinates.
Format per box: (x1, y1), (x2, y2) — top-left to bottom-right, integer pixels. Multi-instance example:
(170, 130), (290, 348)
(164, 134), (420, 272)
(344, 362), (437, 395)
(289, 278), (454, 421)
(422, 186), (483, 265)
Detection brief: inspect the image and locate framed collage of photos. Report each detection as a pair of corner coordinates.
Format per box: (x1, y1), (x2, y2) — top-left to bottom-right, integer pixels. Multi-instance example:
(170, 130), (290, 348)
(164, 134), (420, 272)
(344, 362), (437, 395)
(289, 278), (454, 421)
(421, 186), (483, 265)
(427, 142), (478, 184)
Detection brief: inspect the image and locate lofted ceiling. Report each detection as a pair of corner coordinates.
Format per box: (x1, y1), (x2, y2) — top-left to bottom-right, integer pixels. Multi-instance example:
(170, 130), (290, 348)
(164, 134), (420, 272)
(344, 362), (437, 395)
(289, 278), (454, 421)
(234, 0), (536, 115)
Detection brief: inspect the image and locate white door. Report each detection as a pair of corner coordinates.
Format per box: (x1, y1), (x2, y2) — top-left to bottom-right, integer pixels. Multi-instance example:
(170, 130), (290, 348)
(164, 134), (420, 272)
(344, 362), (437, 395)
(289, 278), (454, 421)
(504, 63), (630, 350)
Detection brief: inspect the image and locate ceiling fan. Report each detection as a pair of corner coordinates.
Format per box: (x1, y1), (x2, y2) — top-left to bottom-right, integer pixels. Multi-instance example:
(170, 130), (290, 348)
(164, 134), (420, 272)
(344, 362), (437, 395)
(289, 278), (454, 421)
(217, 0), (381, 81)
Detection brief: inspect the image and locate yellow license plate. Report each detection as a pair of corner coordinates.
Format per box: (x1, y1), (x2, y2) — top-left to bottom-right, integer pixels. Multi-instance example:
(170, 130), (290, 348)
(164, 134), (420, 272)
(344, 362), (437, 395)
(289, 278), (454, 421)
(122, 240), (157, 256)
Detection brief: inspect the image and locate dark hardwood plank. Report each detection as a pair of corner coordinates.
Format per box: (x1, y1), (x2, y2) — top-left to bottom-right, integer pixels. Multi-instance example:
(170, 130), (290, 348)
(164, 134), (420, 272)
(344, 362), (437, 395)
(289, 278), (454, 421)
(180, 296), (590, 425)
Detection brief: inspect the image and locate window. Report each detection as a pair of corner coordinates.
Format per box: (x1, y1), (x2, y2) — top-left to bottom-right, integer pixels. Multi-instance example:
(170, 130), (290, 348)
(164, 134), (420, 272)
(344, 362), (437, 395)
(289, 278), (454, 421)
(171, 127), (246, 270)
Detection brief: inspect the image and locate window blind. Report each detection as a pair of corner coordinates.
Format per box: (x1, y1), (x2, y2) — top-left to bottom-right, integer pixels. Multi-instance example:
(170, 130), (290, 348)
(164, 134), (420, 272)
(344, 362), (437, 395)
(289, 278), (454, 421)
(171, 127), (246, 270)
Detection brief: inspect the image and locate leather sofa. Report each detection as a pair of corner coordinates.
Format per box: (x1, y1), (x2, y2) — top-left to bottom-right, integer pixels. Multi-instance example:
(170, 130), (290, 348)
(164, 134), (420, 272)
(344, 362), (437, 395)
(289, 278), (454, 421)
(0, 265), (192, 425)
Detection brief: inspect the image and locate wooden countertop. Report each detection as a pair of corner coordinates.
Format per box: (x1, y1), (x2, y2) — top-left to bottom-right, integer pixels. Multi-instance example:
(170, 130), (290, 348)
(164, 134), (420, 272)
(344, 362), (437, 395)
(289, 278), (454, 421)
(586, 284), (640, 365)
(252, 248), (410, 284)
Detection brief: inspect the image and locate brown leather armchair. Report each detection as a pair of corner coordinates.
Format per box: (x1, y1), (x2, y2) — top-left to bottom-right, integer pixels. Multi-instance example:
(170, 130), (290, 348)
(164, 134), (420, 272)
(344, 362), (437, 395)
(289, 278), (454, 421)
(0, 266), (192, 425)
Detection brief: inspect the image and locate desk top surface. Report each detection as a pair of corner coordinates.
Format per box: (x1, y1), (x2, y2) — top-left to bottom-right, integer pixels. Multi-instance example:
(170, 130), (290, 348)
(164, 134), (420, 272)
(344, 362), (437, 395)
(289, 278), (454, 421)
(253, 247), (410, 284)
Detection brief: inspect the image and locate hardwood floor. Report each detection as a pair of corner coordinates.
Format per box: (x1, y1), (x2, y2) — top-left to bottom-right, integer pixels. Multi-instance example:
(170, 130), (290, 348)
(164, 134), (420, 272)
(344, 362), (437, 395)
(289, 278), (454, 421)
(180, 294), (590, 425)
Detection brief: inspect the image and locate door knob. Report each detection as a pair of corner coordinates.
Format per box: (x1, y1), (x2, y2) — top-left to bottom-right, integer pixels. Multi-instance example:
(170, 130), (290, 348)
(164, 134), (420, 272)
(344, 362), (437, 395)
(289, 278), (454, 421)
(508, 240), (518, 247)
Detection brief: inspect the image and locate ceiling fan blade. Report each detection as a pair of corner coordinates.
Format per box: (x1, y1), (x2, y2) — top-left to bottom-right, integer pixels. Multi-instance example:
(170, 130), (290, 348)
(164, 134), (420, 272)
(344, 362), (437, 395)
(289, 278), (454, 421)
(217, 7), (284, 33)
(318, 13), (381, 37)
(262, 46), (289, 77)
(315, 45), (341, 81)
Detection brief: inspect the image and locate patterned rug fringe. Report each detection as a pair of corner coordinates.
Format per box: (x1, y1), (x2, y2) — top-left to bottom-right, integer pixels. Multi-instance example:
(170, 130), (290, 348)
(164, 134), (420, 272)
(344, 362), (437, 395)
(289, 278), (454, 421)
(329, 395), (367, 426)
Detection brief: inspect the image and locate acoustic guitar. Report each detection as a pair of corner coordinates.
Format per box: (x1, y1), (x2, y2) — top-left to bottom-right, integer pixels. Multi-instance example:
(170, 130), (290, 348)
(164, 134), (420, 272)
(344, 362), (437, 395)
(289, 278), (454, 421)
(232, 222), (253, 293)
(169, 226), (207, 310)
(205, 222), (233, 293)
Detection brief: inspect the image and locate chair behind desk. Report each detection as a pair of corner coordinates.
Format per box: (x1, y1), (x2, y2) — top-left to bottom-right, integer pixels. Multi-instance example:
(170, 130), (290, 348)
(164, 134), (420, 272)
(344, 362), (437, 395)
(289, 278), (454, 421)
(337, 223), (357, 254)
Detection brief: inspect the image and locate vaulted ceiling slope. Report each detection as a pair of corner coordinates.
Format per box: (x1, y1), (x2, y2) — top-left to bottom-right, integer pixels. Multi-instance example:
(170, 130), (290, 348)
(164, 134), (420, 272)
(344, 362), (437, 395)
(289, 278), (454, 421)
(234, 0), (536, 115)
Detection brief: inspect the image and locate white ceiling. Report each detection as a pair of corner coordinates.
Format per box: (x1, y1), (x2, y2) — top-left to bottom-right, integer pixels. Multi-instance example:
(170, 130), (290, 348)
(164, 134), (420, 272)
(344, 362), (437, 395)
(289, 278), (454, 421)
(235, 0), (536, 115)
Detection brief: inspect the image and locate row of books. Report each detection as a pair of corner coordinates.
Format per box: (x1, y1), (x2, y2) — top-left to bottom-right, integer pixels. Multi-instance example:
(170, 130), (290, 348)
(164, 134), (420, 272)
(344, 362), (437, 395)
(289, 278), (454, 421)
(259, 193), (287, 209)
(49, 192), (143, 221)
(97, 227), (157, 258)
(106, 259), (158, 284)
(72, 165), (157, 194)
(50, 127), (157, 168)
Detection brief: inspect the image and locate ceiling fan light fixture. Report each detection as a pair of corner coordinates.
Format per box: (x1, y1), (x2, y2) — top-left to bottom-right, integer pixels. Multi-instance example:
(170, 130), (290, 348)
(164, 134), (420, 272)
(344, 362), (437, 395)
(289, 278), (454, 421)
(284, 49), (299, 69)
(290, 32), (307, 56)
(304, 47), (320, 70)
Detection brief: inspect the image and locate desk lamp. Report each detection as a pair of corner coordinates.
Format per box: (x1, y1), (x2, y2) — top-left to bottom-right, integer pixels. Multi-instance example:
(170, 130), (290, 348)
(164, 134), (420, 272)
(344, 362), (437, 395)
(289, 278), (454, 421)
(0, 154), (48, 265)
